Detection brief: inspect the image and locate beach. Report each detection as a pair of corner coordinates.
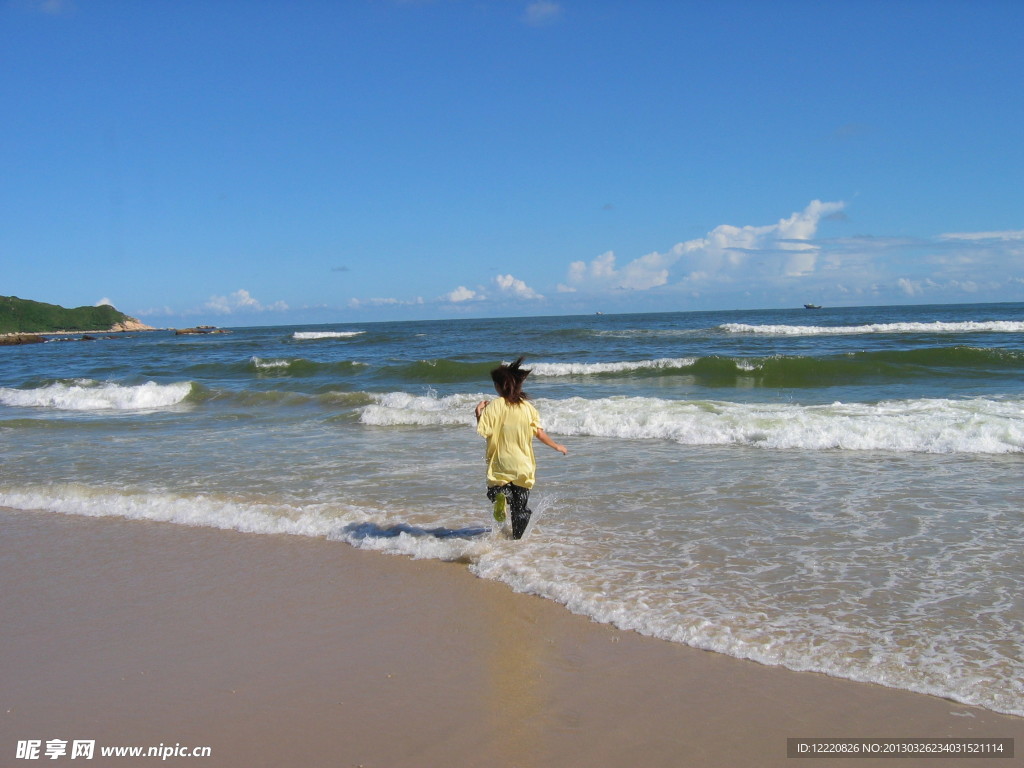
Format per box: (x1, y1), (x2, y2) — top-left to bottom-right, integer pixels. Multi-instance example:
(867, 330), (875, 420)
(3, 304), (1024, 765)
(3, 505), (1020, 768)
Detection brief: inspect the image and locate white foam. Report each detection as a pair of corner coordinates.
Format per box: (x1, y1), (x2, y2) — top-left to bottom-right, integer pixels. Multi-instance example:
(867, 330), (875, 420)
(0, 485), (491, 562)
(292, 331), (365, 340)
(251, 356), (291, 369)
(0, 485), (338, 536)
(360, 391), (1024, 454)
(545, 395), (1024, 454)
(0, 381), (193, 411)
(331, 522), (495, 561)
(530, 358), (697, 376)
(721, 320), (1024, 336)
(471, 547), (1024, 717)
(359, 391), (479, 427)
(3, 481), (1020, 716)
(467, 485), (1024, 718)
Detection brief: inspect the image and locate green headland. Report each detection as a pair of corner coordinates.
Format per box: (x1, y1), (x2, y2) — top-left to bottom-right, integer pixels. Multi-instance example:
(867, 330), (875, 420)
(0, 295), (149, 334)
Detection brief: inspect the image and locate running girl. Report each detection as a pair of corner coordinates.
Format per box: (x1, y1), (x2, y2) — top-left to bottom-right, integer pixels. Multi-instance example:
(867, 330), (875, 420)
(474, 357), (568, 539)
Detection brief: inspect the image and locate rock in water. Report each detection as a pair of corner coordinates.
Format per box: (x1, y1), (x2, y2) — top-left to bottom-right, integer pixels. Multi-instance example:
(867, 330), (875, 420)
(0, 334), (45, 346)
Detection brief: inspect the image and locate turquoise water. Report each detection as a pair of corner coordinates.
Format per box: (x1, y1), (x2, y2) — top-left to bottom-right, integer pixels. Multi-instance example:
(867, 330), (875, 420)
(2, 302), (1023, 715)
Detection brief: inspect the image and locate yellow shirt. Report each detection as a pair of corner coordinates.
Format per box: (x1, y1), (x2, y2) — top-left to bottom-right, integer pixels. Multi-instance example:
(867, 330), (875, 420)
(476, 397), (541, 489)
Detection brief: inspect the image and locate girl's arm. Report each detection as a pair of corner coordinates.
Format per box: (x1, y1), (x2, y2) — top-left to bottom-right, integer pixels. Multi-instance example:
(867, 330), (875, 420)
(536, 428), (568, 455)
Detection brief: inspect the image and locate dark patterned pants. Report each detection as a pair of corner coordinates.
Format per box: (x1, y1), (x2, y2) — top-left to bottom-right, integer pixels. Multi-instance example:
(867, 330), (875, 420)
(486, 483), (532, 539)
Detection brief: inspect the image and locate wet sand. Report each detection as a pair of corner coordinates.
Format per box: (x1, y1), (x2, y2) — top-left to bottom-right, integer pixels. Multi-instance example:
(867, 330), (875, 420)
(2, 506), (1020, 767)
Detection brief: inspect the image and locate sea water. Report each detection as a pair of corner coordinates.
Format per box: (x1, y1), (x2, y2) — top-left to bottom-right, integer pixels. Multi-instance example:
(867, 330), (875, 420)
(2, 303), (1022, 716)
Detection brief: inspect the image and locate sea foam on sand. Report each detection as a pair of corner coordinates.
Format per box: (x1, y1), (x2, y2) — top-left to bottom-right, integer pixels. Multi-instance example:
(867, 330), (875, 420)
(3, 507), (1020, 768)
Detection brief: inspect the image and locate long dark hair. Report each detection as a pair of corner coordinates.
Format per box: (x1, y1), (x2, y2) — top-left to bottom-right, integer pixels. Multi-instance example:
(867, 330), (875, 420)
(490, 357), (531, 404)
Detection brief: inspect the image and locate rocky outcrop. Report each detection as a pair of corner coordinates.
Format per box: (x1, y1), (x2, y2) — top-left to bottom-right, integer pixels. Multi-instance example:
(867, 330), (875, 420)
(175, 326), (231, 336)
(1, 314), (157, 347)
(109, 317), (156, 332)
(0, 333), (46, 345)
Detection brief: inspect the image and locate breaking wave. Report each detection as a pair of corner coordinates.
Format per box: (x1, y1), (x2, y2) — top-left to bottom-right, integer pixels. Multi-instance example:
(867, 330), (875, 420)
(292, 331), (365, 340)
(530, 358), (697, 376)
(360, 391), (1024, 454)
(0, 381), (194, 411)
(721, 320), (1024, 336)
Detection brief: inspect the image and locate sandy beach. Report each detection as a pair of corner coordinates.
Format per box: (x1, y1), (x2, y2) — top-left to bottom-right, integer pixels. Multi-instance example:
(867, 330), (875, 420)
(1, 506), (1019, 768)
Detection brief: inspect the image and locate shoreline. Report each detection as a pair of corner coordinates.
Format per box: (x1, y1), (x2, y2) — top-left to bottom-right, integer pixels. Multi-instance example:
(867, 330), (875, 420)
(0, 317), (159, 340)
(0, 328), (164, 342)
(2, 506), (1020, 767)
(0, 328), (208, 345)
(2, 330), (164, 337)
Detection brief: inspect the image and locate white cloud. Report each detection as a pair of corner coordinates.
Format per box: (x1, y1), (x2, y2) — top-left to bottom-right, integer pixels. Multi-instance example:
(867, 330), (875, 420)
(133, 305), (174, 318)
(354, 276), (543, 312)
(949, 279), (980, 293)
(563, 200), (846, 294)
(897, 277), (924, 296)
(204, 289), (288, 315)
(619, 251), (673, 290)
(494, 273), (543, 300)
(446, 286), (479, 303)
(565, 249), (671, 292)
(348, 296), (424, 309)
(939, 230), (1024, 241)
(341, 202), (1022, 315)
(523, 1), (562, 26)
(95, 297), (114, 307)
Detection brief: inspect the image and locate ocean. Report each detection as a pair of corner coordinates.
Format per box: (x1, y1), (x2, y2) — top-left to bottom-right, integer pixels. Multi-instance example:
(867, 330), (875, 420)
(2, 302), (1022, 717)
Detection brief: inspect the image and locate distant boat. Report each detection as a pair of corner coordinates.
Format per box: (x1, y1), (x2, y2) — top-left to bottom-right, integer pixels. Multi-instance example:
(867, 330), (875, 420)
(803, 303), (823, 310)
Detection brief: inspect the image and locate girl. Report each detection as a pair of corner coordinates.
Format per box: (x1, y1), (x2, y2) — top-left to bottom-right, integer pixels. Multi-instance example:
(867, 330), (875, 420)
(474, 357), (568, 539)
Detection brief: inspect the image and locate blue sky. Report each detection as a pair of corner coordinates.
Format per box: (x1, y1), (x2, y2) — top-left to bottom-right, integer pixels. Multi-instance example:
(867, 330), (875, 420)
(2, 0), (1022, 325)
